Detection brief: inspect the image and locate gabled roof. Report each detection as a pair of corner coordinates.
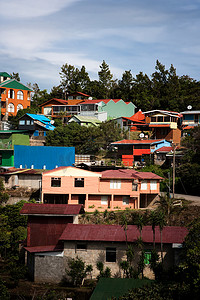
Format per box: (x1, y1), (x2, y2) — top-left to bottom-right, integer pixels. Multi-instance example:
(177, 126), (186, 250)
(60, 224), (188, 244)
(69, 115), (101, 125)
(68, 91), (90, 97)
(0, 72), (11, 78)
(19, 113), (55, 130)
(81, 99), (123, 105)
(20, 203), (84, 216)
(24, 245), (63, 253)
(0, 79), (32, 91)
(155, 146), (173, 153)
(111, 139), (165, 145)
(101, 169), (163, 180)
(43, 166), (101, 177)
(180, 110), (200, 114)
(143, 109), (182, 118)
(39, 98), (68, 107)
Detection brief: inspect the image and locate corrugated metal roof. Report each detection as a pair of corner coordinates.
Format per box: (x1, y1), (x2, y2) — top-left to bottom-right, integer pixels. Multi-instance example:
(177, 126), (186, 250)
(60, 224), (188, 244)
(155, 146), (173, 153)
(24, 245), (63, 253)
(0, 168), (45, 175)
(111, 139), (164, 145)
(39, 98), (68, 107)
(101, 169), (162, 180)
(20, 203), (84, 215)
(0, 72), (11, 78)
(0, 79), (32, 91)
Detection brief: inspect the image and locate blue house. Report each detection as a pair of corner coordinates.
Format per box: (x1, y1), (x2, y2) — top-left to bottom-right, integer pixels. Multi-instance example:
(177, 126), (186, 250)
(14, 145), (75, 169)
(18, 113), (55, 137)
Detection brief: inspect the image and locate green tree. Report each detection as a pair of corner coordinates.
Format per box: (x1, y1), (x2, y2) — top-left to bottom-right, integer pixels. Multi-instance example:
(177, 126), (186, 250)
(98, 60), (113, 98)
(156, 211), (166, 264)
(96, 261), (111, 279)
(66, 256), (92, 286)
(149, 211), (159, 249)
(118, 70), (134, 101)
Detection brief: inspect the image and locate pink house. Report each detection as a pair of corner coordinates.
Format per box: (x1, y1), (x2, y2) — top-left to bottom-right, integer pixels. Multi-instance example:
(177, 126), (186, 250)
(41, 167), (162, 211)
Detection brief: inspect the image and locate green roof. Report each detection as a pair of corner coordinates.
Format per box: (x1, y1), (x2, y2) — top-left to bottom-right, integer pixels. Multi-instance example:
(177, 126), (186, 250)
(90, 278), (152, 300)
(0, 130), (29, 134)
(0, 79), (32, 91)
(0, 72), (11, 78)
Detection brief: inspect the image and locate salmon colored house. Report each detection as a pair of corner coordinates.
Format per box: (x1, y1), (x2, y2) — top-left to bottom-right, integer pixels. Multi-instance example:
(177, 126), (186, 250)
(41, 167), (163, 211)
(0, 72), (32, 117)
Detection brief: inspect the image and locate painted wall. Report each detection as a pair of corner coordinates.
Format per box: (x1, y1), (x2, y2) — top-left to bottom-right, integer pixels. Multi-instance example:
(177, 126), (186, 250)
(98, 100), (135, 119)
(14, 145), (75, 169)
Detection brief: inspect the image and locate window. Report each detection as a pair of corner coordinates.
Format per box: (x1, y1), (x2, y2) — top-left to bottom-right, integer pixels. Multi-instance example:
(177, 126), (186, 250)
(74, 178), (84, 187)
(8, 89), (15, 99)
(123, 196), (129, 205)
(26, 120), (30, 125)
(157, 116), (163, 122)
(19, 120), (25, 125)
(17, 90), (23, 100)
(27, 91), (31, 100)
(141, 180), (147, 190)
(110, 180), (121, 189)
(106, 247), (116, 262)
(101, 196), (108, 205)
(51, 177), (61, 187)
(76, 244), (87, 250)
(132, 182), (138, 191)
(31, 120), (34, 125)
(17, 104), (23, 111)
(8, 103), (14, 112)
(144, 251), (151, 265)
(150, 180), (157, 190)
(151, 117), (156, 122)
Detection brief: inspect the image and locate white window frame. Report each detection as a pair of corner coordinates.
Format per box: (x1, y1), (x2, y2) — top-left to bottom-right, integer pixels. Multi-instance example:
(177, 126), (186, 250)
(101, 195), (108, 205)
(110, 180), (121, 189)
(19, 120), (25, 125)
(17, 104), (23, 111)
(17, 90), (23, 100)
(141, 180), (148, 190)
(8, 103), (14, 112)
(150, 180), (157, 190)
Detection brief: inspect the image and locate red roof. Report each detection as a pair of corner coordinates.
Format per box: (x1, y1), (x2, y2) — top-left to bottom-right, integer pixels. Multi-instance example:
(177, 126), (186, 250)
(183, 125), (194, 130)
(68, 92), (90, 97)
(130, 110), (145, 121)
(81, 99), (126, 105)
(111, 139), (163, 145)
(20, 203), (84, 215)
(24, 245), (63, 253)
(101, 169), (163, 180)
(60, 224), (188, 244)
(155, 147), (173, 153)
(149, 124), (171, 128)
(39, 98), (68, 107)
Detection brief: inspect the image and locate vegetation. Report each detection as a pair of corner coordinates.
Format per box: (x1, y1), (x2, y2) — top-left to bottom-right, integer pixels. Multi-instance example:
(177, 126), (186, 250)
(66, 256), (93, 286)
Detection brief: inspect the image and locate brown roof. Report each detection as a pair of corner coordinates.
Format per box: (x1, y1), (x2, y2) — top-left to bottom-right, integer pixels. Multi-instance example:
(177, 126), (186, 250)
(20, 203), (84, 216)
(60, 224), (188, 244)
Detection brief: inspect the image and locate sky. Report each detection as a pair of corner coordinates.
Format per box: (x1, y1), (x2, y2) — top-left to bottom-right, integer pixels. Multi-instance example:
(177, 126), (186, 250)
(1, 0), (200, 92)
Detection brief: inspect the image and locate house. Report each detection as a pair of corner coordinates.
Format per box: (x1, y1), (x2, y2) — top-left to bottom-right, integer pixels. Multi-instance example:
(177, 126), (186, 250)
(180, 110), (200, 130)
(14, 145), (75, 170)
(115, 110), (147, 132)
(41, 166), (163, 210)
(20, 204), (188, 283)
(48, 98), (136, 124)
(0, 130), (30, 167)
(0, 167), (46, 190)
(67, 91), (91, 100)
(143, 110), (182, 145)
(154, 146), (174, 166)
(40, 98), (68, 116)
(111, 139), (172, 166)
(68, 115), (102, 127)
(20, 203), (84, 282)
(18, 113), (55, 145)
(0, 72), (32, 118)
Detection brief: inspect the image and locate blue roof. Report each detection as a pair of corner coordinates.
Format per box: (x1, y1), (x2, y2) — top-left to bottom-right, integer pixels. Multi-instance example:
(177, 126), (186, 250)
(26, 114), (55, 130)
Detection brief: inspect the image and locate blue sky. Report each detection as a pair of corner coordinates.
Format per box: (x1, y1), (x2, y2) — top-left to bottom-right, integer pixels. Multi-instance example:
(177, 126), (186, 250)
(1, 0), (200, 92)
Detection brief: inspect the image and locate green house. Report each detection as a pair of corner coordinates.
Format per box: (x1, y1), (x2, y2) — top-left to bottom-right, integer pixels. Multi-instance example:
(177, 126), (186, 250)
(0, 130), (30, 167)
(98, 99), (136, 119)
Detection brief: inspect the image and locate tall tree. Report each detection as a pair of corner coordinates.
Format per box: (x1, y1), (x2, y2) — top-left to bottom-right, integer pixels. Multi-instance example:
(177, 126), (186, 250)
(149, 210), (159, 249)
(60, 64), (79, 99)
(157, 211), (166, 264)
(118, 70), (133, 101)
(98, 60), (113, 98)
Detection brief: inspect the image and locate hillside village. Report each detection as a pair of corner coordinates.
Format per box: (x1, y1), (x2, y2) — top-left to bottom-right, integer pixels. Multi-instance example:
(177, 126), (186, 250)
(0, 69), (200, 299)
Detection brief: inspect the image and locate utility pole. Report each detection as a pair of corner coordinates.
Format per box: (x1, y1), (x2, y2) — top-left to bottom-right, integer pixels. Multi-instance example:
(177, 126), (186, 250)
(172, 144), (176, 198)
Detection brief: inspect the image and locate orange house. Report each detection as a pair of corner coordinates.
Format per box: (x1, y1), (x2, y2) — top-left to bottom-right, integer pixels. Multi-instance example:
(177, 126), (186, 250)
(0, 72), (32, 117)
(41, 167), (163, 211)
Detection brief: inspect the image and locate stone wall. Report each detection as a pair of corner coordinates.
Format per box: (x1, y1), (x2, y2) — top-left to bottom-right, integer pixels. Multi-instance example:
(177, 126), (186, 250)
(34, 255), (65, 283)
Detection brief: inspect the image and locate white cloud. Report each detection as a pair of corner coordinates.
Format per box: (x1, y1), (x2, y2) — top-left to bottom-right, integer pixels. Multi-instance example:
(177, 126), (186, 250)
(0, 0), (81, 19)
